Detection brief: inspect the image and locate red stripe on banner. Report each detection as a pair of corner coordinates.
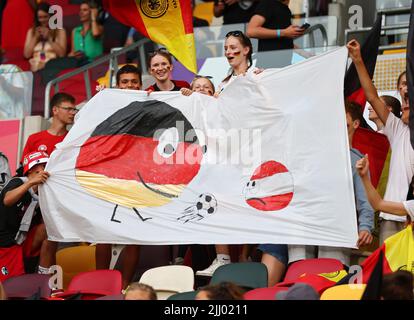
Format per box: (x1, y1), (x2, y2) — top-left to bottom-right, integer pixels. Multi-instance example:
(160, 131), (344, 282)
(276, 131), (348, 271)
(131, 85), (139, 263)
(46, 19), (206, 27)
(76, 135), (202, 185)
(102, 0), (149, 38)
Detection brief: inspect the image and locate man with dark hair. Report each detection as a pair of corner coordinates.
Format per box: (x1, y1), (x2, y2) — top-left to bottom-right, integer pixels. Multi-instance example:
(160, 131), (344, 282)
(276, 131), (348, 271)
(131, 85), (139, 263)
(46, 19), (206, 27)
(381, 270), (414, 300)
(96, 66), (142, 289)
(116, 64), (142, 90)
(21, 92), (76, 160)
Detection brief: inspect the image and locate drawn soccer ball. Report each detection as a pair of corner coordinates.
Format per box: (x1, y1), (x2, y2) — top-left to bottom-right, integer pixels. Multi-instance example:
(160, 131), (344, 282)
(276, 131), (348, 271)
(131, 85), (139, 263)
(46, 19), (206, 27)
(1, 266), (8, 275)
(196, 193), (217, 215)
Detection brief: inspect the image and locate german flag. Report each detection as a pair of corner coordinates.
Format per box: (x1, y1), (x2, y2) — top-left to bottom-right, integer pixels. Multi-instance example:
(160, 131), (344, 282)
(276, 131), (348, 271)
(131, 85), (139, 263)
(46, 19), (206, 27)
(344, 14), (381, 107)
(345, 14), (389, 190)
(352, 128), (390, 189)
(360, 225), (414, 283)
(103, 0), (197, 73)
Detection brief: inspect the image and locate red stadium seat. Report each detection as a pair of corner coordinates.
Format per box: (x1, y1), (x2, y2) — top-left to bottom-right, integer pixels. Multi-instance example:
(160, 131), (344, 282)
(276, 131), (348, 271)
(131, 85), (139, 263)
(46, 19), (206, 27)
(244, 286), (289, 300)
(67, 270), (122, 296)
(1, 0), (33, 50)
(2, 274), (52, 300)
(51, 68), (98, 105)
(283, 258), (344, 282)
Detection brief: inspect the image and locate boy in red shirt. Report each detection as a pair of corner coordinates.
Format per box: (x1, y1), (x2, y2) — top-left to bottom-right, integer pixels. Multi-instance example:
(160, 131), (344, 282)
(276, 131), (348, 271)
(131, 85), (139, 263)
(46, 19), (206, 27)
(21, 92), (76, 160)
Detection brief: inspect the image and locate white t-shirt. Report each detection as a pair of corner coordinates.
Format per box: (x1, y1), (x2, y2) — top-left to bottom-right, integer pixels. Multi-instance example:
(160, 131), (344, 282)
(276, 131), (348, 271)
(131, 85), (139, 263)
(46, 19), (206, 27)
(381, 113), (414, 221)
(403, 200), (414, 220)
(217, 67), (258, 95)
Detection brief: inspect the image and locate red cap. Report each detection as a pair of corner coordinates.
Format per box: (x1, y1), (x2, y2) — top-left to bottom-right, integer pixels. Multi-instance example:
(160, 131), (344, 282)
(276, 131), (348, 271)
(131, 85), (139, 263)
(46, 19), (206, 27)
(22, 151), (49, 175)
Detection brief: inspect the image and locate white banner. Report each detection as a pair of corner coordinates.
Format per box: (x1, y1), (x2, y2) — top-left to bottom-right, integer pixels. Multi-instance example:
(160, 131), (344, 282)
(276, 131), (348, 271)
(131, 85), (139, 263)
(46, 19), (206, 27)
(40, 47), (358, 248)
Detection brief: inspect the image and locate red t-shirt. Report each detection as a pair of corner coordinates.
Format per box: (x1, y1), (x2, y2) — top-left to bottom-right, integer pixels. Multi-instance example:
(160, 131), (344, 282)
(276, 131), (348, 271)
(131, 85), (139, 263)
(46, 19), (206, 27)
(21, 130), (67, 162)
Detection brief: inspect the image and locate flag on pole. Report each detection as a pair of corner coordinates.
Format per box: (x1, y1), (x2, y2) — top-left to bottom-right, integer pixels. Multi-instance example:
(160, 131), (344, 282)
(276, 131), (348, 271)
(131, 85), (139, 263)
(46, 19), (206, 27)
(102, 0), (197, 73)
(344, 14), (382, 107)
(352, 128), (390, 188)
(345, 15), (388, 189)
(407, 0), (414, 149)
(360, 225), (414, 283)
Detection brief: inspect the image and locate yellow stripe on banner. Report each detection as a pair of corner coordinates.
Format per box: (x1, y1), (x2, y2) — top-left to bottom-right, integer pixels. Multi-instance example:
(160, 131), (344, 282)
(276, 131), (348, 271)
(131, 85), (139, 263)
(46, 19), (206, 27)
(76, 170), (186, 208)
(135, 0), (197, 73)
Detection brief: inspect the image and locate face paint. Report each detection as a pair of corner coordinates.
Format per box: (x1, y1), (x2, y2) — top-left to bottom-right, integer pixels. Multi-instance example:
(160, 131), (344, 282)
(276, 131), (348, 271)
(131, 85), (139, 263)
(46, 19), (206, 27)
(244, 161), (294, 211)
(76, 100), (205, 209)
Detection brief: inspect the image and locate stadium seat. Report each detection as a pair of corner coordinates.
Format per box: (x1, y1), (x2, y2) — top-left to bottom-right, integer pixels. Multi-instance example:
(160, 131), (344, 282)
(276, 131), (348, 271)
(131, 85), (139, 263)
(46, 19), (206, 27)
(52, 69), (98, 106)
(284, 258), (344, 282)
(244, 286), (289, 300)
(2, 274), (52, 300)
(167, 290), (198, 300)
(56, 245), (96, 289)
(320, 284), (366, 300)
(139, 265), (195, 300)
(210, 262), (268, 290)
(65, 269), (122, 297)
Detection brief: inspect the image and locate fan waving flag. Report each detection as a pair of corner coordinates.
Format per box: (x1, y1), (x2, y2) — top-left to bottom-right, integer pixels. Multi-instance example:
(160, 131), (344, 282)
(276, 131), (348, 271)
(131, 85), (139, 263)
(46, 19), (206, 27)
(103, 0), (197, 73)
(345, 14), (388, 189)
(344, 14), (381, 107)
(408, 0), (414, 149)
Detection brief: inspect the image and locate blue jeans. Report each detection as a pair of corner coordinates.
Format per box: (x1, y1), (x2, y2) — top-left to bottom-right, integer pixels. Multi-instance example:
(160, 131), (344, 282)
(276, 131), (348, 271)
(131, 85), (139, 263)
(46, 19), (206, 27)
(258, 244), (288, 266)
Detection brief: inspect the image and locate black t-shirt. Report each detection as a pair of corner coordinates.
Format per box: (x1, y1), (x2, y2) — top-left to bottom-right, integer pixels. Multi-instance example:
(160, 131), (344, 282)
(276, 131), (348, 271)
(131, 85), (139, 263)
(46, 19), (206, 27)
(254, 0), (294, 52)
(146, 80), (190, 92)
(0, 178), (41, 247)
(215, 0), (257, 25)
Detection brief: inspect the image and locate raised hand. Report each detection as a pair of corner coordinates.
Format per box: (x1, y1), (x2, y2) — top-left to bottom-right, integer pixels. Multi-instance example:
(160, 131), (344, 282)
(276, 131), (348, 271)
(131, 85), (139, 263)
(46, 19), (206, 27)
(356, 154), (369, 178)
(346, 39), (362, 62)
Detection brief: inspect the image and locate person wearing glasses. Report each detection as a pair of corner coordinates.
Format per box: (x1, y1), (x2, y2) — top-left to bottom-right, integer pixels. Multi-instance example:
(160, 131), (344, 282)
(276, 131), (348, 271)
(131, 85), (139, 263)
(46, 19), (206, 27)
(21, 92), (76, 161)
(145, 48), (190, 92)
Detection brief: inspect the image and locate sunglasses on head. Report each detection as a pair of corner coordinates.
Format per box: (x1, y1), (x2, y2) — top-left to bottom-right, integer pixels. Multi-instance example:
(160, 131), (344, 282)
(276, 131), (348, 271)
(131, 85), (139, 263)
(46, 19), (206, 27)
(226, 30), (243, 38)
(149, 47), (169, 57)
(194, 75), (213, 79)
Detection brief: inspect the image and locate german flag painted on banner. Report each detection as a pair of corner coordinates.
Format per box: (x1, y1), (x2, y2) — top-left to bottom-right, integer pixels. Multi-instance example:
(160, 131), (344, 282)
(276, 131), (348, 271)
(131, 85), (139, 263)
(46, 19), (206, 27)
(103, 0), (197, 73)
